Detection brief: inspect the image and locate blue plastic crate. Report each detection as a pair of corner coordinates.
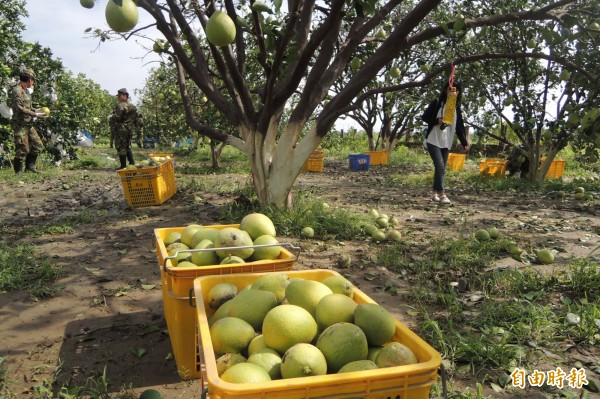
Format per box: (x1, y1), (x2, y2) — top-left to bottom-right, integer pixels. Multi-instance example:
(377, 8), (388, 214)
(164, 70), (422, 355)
(349, 154), (370, 171)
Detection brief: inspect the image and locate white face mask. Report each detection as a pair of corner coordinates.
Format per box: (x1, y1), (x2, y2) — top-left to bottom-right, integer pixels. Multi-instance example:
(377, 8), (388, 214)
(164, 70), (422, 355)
(27, 87), (34, 95)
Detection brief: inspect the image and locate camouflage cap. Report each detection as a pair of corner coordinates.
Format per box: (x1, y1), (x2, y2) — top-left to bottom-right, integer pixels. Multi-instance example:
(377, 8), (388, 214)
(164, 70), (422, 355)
(21, 68), (36, 80)
(117, 88), (129, 96)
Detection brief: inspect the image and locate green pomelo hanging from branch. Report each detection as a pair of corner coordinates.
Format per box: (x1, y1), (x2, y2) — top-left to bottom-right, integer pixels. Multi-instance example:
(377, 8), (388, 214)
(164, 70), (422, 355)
(206, 11), (236, 47)
(106, 0), (139, 33)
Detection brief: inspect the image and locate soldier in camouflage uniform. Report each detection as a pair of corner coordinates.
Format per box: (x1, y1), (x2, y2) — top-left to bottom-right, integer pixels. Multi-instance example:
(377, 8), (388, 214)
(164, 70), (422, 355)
(135, 113), (144, 148)
(11, 68), (47, 174)
(111, 88), (140, 169)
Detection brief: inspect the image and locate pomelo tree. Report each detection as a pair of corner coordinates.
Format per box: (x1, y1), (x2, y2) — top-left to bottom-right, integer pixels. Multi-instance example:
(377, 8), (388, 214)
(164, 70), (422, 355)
(1, 0), (113, 163)
(461, 16), (599, 180)
(97, 0), (586, 206)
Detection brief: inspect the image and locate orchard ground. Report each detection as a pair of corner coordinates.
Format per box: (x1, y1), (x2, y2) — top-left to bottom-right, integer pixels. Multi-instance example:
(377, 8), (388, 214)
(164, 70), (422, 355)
(0, 144), (599, 399)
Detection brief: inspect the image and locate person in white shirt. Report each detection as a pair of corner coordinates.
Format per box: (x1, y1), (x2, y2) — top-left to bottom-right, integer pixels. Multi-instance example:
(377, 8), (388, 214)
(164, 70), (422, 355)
(421, 81), (471, 204)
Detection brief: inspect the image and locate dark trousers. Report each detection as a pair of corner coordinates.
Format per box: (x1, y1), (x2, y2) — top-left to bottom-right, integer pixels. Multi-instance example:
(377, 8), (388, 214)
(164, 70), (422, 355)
(426, 143), (449, 193)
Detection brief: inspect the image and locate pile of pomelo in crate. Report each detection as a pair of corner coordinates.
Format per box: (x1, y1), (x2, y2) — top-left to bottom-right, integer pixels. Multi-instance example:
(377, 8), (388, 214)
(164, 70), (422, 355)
(208, 273), (417, 381)
(164, 213), (283, 267)
(156, 213), (441, 398)
(194, 269), (441, 398)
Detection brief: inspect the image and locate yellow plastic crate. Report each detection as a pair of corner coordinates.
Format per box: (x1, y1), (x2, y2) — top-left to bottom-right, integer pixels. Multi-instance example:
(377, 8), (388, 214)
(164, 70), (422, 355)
(154, 225), (298, 379)
(302, 158), (324, 172)
(447, 153), (466, 171)
(194, 270), (442, 399)
(543, 158), (566, 179)
(479, 158), (507, 178)
(118, 159), (176, 207)
(363, 151), (389, 165)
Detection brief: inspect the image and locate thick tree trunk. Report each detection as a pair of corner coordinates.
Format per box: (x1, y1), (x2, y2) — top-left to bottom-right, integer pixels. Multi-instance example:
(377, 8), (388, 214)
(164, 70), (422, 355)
(231, 121), (322, 208)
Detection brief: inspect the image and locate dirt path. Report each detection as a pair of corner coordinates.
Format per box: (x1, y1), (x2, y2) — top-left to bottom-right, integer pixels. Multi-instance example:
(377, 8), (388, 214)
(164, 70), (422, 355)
(0, 158), (598, 398)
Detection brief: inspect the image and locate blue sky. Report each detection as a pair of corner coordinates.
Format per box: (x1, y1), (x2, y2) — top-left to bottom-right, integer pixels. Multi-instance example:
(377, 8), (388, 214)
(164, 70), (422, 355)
(21, 0), (163, 101)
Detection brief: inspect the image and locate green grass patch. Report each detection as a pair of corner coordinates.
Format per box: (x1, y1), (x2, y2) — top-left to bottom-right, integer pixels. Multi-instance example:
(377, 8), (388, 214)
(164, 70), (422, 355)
(0, 242), (63, 299)
(219, 191), (367, 240)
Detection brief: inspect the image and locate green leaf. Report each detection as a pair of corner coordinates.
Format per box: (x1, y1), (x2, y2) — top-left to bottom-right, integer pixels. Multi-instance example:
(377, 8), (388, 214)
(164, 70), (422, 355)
(406, 310), (419, 316)
(138, 325), (162, 336)
(364, 272), (377, 281)
(118, 249), (128, 255)
(440, 23), (450, 35)
(141, 284), (156, 290)
(165, 352), (173, 360)
(453, 18), (464, 31)
(490, 382), (503, 393)
(131, 346), (147, 358)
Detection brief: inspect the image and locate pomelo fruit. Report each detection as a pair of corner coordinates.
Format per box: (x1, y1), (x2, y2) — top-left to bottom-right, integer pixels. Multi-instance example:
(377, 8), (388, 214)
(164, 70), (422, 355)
(227, 289), (278, 330)
(240, 213), (276, 240)
(105, 0), (139, 33)
(474, 229), (490, 241)
(315, 294), (357, 330)
(353, 303), (395, 346)
(301, 227), (314, 238)
(220, 255), (246, 264)
(251, 235), (281, 260)
(375, 216), (389, 228)
(163, 231), (181, 246)
(536, 249), (555, 264)
(181, 224), (203, 247)
(209, 317), (255, 355)
(205, 11), (236, 47)
(191, 239), (219, 266)
(280, 343), (327, 378)
(316, 322), (369, 372)
(215, 227), (254, 260)
(247, 334), (268, 356)
(285, 279), (333, 317)
(248, 352), (282, 379)
(575, 187), (585, 194)
(139, 389), (163, 399)
(371, 229), (387, 242)
(375, 342), (418, 367)
(40, 106), (51, 116)
(166, 242), (188, 254)
(389, 66), (401, 79)
(368, 208), (379, 218)
(220, 363), (271, 384)
(574, 192), (585, 200)
(321, 275), (353, 298)
(367, 346), (383, 362)
(338, 359), (378, 373)
(80, 0), (95, 9)
(215, 353), (246, 376)
(190, 227), (220, 248)
(208, 283), (238, 310)
(209, 299), (232, 326)
(175, 261), (195, 268)
(488, 227), (500, 240)
(168, 247), (191, 266)
(251, 272), (290, 303)
(387, 229), (402, 242)
(262, 304), (318, 354)
(363, 224), (377, 235)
